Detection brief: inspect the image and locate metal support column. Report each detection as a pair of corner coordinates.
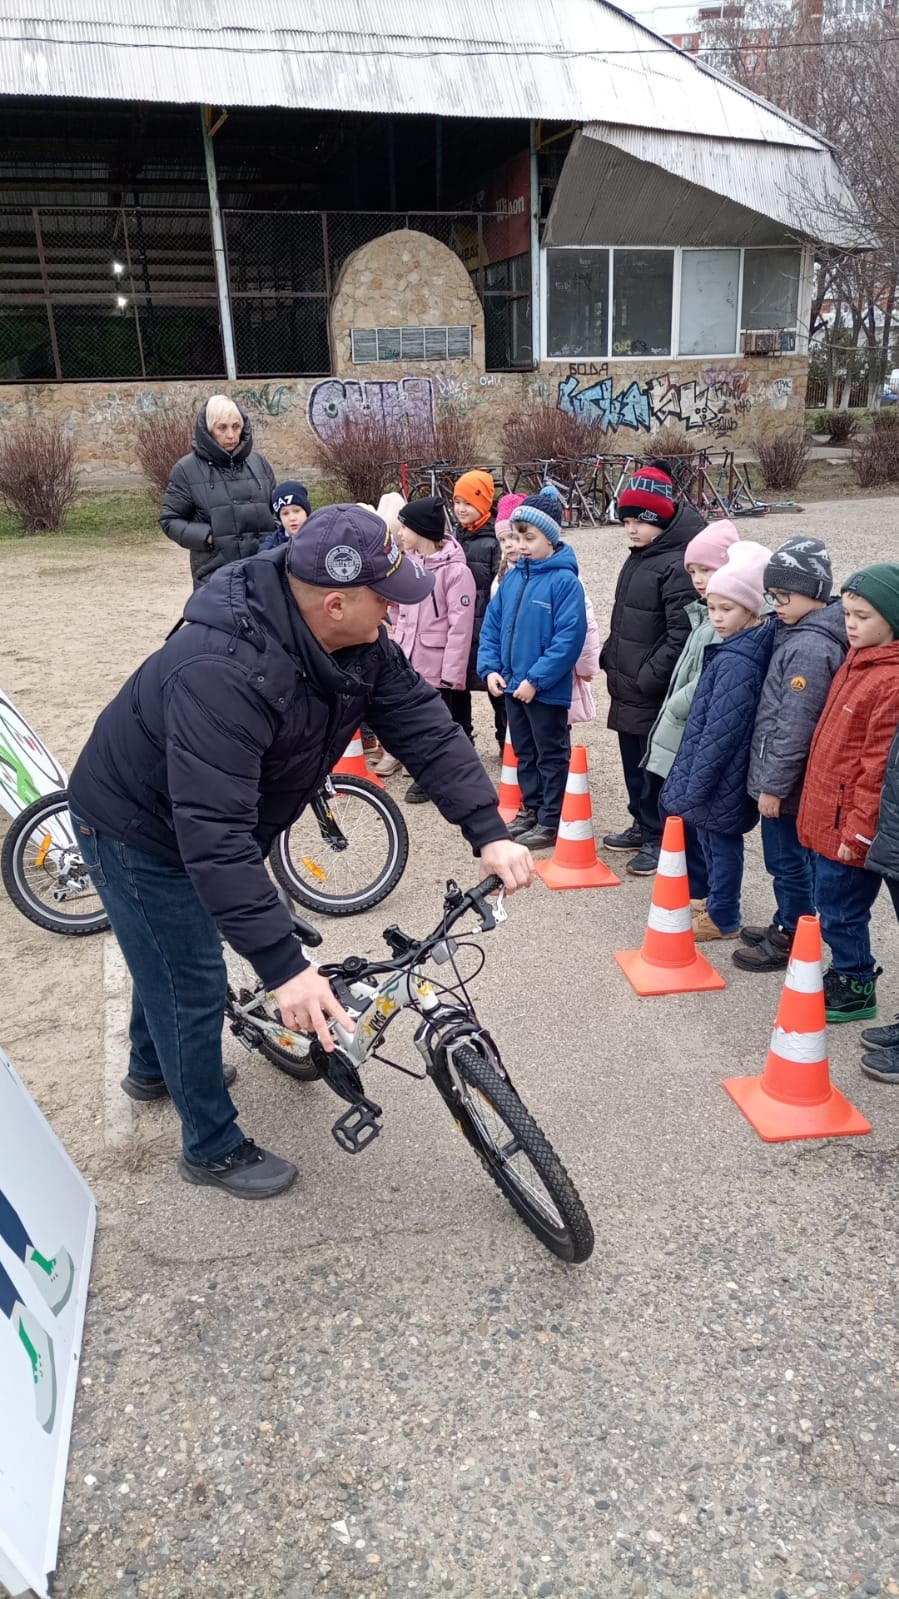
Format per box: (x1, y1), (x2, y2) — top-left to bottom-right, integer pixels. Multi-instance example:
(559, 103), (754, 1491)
(529, 121), (541, 367)
(201, 105), (237, 381)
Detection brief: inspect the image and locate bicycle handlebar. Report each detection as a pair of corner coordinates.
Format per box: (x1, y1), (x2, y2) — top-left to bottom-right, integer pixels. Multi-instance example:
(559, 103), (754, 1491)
(318, 875), (507, 986)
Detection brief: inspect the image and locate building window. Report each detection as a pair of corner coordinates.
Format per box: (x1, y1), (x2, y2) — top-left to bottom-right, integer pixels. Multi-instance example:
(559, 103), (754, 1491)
(612, 250), (674, 356)
(679, 248), (740, 355)
(350, 325), (472, 363)
(546, 248), (608, 358)
(741, 249), (801, 330)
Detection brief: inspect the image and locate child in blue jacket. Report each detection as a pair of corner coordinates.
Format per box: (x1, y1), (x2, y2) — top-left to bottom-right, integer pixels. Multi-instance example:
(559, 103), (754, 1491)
(258, 481), (312, 550)
(661, 543), (774, 941)
(478, 489), (587, 851)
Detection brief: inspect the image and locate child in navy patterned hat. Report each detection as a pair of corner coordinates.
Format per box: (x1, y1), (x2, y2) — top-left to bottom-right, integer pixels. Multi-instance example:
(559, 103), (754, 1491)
(478, 486), (587, 850)
(258, 481), (312, 551)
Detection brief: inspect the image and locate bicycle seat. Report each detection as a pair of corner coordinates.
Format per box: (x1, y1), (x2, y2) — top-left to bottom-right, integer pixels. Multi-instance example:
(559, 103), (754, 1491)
(290, 911), (323, 948)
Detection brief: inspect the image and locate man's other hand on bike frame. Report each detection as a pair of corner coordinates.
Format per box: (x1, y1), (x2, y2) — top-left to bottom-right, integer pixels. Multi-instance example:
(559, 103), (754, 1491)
(479, 839), (536, 893)
(273, 967), (356, 1052)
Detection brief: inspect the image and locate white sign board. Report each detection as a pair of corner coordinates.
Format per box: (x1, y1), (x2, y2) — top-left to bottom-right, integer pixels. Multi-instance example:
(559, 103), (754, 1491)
(0, 693), (68, 825)
(0, 1047), (95, 1599)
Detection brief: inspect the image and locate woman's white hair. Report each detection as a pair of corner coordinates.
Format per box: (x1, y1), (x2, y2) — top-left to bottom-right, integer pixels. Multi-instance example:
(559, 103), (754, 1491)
(205, 394), (243, 430)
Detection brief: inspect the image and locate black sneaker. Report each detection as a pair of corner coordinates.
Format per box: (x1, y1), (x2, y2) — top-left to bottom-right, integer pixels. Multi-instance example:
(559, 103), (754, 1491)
(626, 842), (660, 877)
(860, 1044), (899, 1083)
(515, 823), (557, 850)
(507, 808), (537, 838)
(602, 823), (644, 852)
(861, 1014), (899, 1049)
(122, 1064), (237, 1102)
(739, 922), (781, 948)
(404, 781), (430, 804)
(732, 926), (791, 972)
(823, 966), (881, 1025)
(179, 1138), (297, 1199)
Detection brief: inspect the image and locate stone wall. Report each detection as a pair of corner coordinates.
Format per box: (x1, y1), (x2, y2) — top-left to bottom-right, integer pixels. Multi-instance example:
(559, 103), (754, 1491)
(0, 356), (808, 485)
(0, 225), (808, 481)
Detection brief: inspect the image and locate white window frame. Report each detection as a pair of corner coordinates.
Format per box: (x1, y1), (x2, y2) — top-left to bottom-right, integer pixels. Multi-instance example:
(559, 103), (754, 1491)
(540, 244), (803, 363)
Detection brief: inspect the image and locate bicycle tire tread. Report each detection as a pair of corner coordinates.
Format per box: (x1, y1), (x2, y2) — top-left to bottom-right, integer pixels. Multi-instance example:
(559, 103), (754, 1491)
(1, 791), (110, 936)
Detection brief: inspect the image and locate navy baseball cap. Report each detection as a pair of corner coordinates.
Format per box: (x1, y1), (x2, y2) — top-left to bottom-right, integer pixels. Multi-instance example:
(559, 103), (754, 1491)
(287, 503), (435, 604)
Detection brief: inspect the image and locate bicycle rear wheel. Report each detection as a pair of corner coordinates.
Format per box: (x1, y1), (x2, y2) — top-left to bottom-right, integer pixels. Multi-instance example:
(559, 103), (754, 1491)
(270, 775), (409, 916)
(439, 1044), (594, 1263)
(224, 945), (319, 1081)
(1, 791), (110, 935)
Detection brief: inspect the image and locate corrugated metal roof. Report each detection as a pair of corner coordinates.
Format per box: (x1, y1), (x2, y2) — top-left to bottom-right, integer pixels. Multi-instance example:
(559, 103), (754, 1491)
(544, 127), (872, 250)
(0, 0), (825, 149)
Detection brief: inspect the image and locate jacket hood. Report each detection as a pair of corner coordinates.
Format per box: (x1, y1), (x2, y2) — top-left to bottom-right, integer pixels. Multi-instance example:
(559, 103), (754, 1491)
(630, 505), (700, 559)
(183, 546), (378, 702)
(193, 402), (253, 469)
(520, 542), (580, 578)
(844, 638), (899, 672)
(714, 615), (774, 663)
(419, 534), (469, 571)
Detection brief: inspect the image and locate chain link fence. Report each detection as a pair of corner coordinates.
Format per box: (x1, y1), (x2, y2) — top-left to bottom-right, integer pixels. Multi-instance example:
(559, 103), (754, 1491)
(0, 206), (532, 382)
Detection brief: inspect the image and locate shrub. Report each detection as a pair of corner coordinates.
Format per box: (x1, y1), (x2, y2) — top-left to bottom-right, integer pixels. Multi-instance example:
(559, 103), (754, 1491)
(850, 428), (899, 487)
(310, 414), (407, 505)
(754, 428), (811, 491)
(136, 409), (195, 500)
(432, 404), (482, 472)
(807, 410), (830, 435)
(0, 420), (80, 533)
(648, 423), (696, 464)
(871, 406), (899, 432)
(500, 403), (602, 476)
(824, 411), (859, 446)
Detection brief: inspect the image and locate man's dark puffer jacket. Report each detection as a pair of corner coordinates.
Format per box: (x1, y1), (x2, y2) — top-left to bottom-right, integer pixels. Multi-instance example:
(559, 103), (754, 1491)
(68, 548), (507, 989)
(160, 403), (276, 587)
(457, 520), (500, 690)
(601, 499), (706, 736)
(866, 724), (899, 881)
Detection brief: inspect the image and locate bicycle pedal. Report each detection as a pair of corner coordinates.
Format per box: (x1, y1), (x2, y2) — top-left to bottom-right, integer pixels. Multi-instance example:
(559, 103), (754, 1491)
(331, 1101), (383, 1154)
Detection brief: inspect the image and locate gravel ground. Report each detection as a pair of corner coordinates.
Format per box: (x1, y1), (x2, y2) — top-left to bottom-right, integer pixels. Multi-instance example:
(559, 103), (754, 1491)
(1, 499), (897, 1599)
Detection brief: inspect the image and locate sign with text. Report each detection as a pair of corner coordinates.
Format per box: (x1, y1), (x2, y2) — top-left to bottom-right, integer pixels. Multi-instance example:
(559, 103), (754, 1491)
(0, 692), (68, 824)
(0, 1046), (95, 1599)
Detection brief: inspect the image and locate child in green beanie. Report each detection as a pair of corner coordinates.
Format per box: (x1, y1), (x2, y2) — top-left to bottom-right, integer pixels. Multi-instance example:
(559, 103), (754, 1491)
(797, 562), (899, 1023)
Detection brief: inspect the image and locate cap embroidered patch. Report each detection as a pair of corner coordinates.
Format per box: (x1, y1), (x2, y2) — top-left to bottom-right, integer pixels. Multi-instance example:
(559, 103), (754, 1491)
(325, 545), (363, 582)
(790, 675), (807, 691)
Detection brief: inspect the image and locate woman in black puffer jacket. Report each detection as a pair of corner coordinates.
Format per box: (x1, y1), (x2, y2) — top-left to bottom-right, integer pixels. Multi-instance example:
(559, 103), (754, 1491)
(161, 395), (276, 588)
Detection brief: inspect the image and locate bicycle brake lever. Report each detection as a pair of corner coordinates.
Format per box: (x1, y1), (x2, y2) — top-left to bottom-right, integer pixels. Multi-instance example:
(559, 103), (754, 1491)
(477, 887), (507, 931)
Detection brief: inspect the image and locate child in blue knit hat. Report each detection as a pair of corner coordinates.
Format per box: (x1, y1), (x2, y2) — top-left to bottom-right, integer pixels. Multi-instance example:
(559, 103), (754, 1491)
(477, 488), (587, 850)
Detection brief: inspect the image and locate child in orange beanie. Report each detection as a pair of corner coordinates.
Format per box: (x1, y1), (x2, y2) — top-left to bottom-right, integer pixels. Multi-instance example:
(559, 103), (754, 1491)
(451, 470), (499, 743)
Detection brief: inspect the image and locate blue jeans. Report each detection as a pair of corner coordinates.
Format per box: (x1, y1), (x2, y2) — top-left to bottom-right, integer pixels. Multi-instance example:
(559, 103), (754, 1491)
(696, 828), (744, 933)
(662, 809), (708, 898)
(761, 813), (815, 933)
(814, 854), (882, 978)
(507, 698), (571, 829)
(70, 814), (241, 1163)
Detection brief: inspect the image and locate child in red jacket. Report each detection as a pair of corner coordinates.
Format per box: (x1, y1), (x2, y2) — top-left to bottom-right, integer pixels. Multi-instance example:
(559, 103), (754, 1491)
(797, 563), (899, 1022)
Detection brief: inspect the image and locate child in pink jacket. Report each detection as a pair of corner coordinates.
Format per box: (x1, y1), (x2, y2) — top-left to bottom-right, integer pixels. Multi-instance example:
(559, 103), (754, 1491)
(570, 593), (601, 725)
(393, 496), (477, 803)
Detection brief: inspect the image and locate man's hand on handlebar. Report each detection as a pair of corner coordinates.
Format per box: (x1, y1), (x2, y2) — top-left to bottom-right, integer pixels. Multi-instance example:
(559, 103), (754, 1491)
(273, 968), (355, 1052)
(479, 838), (536, 893)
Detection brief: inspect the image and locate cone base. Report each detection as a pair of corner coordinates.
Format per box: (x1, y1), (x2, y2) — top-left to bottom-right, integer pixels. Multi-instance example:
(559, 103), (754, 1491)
(536, 856), (620, 889)
(498, 803), (520, 823)
(723, 1073), (871, 1142)
(333, 760), (384, 788)
(614, 946), (727, 996)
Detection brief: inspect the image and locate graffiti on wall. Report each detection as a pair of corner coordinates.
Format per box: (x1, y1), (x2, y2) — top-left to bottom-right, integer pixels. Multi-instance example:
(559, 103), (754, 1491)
(557, 363), (787, 440)
(308, 377), (435, 442)
(233, 383), (291, 418)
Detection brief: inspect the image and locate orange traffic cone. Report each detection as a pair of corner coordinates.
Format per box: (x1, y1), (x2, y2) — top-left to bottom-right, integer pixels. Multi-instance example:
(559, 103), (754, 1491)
(497, 734), (523, 823)
(332, 730), (385, 788)
(615, 816), (726, 996)
(723, 915), (870, 1142)
(535, 746), (619, 889)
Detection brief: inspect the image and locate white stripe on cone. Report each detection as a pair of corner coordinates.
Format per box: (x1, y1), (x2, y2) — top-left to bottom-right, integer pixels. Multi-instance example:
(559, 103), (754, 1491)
(784, 958), (821, 995)
(558, 818), (593, 842)
(770, 1025), (828, 1064)
(564, 771), (589, 795)
(501, 765), (518, 785)
(657, 848), (687, 878)
(647, 903), (693, 934)
(343, 735), (363, 758)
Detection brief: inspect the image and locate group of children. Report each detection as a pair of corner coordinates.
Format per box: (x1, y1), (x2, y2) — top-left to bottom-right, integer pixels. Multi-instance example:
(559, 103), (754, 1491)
(257, 460), (899, 1072)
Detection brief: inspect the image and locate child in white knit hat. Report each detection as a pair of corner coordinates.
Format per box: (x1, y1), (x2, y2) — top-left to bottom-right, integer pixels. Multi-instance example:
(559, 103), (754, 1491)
(660, 543), (774, 941)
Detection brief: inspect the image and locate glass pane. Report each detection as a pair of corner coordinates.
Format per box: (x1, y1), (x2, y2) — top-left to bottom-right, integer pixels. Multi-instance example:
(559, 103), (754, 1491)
(613, 250), (673, 356)
(547, 249), (608, 358)
(741, 249), (801, 330)
(485, 295), (533, 369)
(679, 249), (740, 355)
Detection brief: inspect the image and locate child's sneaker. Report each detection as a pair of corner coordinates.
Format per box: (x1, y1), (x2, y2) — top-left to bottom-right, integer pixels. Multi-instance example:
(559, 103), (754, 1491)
(602, 823), (644, 852)
(823, 967), (881, 1023)
(731, 925), (791, 972)
(860, 1044), (899, 1082)
(861, 1014), (899, 1048)
(739, 922), (781, 947)
(507, 808), (536, 838)
(692, 909), (739, 942)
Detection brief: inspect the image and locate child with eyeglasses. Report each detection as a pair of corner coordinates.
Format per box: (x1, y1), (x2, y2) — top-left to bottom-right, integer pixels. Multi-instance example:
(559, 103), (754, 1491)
(736, 538), (848, 973)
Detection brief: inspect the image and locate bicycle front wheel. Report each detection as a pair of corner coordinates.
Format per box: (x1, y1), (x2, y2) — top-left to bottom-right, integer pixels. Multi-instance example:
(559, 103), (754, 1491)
(1, 791), (110, 936)
(441, 1045), (594, 1264)
(270, 775), (409, 916)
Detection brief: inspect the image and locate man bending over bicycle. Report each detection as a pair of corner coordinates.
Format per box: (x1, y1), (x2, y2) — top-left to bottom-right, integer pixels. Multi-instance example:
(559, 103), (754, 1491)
(67, 505), (535, 1200)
